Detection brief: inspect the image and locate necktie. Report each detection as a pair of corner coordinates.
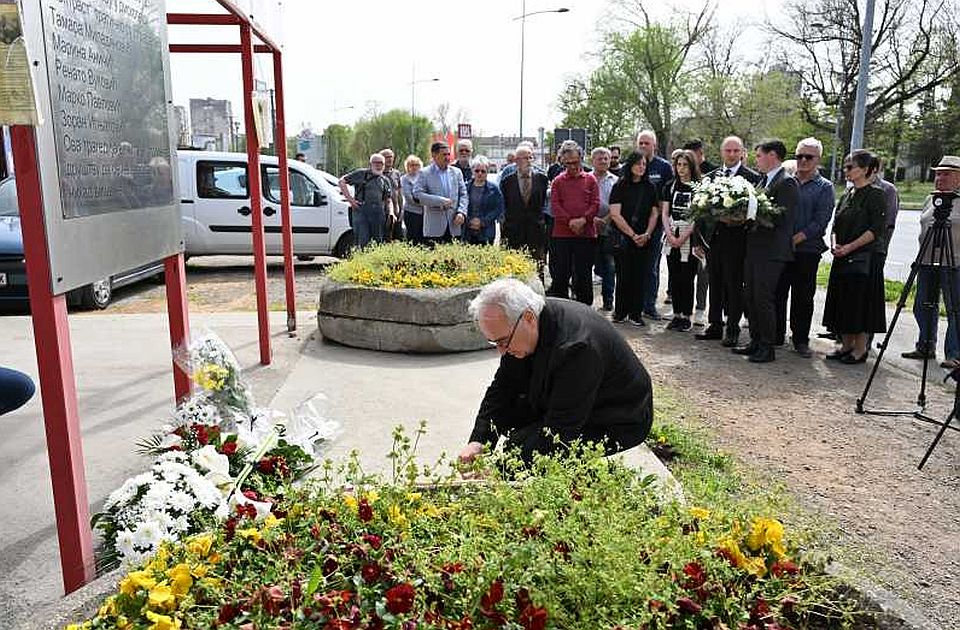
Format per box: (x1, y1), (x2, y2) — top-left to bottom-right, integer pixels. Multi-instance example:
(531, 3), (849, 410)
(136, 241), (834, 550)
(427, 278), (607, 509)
(722, 167), (731, 178)
(520, 173), (531, 204)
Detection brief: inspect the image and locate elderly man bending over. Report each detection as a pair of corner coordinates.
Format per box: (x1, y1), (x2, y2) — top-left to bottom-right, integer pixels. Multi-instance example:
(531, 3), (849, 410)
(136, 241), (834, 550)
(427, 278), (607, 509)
(459, 278), (654, 465)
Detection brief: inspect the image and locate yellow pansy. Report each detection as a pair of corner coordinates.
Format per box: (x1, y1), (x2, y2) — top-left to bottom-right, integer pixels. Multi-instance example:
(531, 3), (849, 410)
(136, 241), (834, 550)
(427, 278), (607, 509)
(405, 492), (422, 503)
(364, 490), (379, 503)
(746, 517), (786, 557)
(166, 563), (193, 597)
(263, 513), (284, 530)
(145, 610), (181, 630)
(416, 503), (442, 518)
(148, 582), (175, 611)
(688, 507), (711, 520)
(200, 576), (223, 589)
(193, 364), (230, 391)
(387, 504), (409, 528)
(717, 536), (749, 569)
(343, 494), (358, 512)
(237, 527), (262, 544)
(97, 596), (116, 617)
(115, 615), (131, 629)
(186, 534), (214, 558)
(191, 563), (209, 578)
(120, 570), (157, 595)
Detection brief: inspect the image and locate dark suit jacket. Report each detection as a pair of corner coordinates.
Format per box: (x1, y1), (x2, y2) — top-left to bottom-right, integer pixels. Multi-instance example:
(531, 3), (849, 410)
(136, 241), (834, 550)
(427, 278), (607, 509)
(747, 168), (800, 263)
(500, 170), (548, 223)
(470, 299), (653, 457)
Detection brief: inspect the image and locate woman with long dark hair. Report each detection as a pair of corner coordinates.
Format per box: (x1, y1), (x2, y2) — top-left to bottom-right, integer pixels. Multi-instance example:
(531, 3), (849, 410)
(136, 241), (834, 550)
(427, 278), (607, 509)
(608, 151), (660, 326)
(822, 149), (887, 363)
(661, 150), (703, 331)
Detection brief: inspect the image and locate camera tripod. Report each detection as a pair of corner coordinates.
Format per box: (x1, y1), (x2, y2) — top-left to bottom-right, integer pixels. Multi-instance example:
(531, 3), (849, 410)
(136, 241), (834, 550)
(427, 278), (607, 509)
(856, 192), (960, 469)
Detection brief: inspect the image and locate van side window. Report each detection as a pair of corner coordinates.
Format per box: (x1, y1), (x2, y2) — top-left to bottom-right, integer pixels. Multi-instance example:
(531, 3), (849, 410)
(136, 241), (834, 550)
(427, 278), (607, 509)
(263, 167), (322, 207)
(197, 162), (249, 199)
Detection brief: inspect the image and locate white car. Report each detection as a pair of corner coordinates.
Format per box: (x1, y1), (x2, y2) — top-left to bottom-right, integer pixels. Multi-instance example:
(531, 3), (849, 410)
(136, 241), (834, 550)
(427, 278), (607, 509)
(177, 151), (354, 259)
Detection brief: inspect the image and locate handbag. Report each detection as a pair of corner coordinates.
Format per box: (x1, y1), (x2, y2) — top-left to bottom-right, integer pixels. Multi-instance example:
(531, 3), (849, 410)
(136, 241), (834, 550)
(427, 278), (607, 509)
(836, 249), (871, 275)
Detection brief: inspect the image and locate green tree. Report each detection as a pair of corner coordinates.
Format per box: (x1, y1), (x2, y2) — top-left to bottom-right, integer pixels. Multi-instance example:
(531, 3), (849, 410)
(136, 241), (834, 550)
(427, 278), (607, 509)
(348, 109), (434, 166)
(556, 70), (635, 148)
(323, 124), (357, 176)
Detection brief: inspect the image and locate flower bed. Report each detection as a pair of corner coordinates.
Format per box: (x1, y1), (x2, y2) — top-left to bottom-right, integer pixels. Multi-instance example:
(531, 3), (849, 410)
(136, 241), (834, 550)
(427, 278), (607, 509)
(318, 243), (541, 353)
(69, 428), (860, 630)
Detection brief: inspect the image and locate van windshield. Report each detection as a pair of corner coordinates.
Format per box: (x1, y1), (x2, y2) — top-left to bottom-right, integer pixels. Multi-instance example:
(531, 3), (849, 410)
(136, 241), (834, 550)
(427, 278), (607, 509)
(0, 179), (19, 217)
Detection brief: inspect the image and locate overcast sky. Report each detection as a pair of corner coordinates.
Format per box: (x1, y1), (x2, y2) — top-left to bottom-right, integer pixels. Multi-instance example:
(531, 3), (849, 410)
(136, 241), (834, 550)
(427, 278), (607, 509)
(166, 0), (779, 138)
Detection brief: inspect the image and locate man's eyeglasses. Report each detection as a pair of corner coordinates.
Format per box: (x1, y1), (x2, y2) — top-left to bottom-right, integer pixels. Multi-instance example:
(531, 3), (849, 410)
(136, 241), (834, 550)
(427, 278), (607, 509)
(459, 149), (471, 154)
(795, 154), (818, 161)
(488, 314), (523, 349)
(563, 161), (581, 167)
(473, 169), (487, 174)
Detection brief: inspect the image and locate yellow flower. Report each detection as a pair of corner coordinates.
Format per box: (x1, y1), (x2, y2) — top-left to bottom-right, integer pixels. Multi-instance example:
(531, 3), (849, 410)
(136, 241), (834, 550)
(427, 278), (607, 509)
(191, 563), (209, 578)
(186, 534), (214, 558)
(200, 576), (223, 590)
(689, 507), (711, 520)
(120, 570), (156, 595)
(405, 492), (422, 503)
(364, 490), (379, 503)
(743, 555), (768, 577)
(148, 582), (176, 611)
(146, 546), (170, 572)
(387, 504), (409, 528)
(237, 527), (262, 544)
(193, 364), (230, 391)
(166, 563), (193, 597)
(115, 615), (131, 629)
(97, 596), (116, 617)
(263, 513), (284, 530)
(416, 503), (442, 518)
(717, 536), (749, 569)
(145, 610), (181, 630)
(746, 517), (786, 557)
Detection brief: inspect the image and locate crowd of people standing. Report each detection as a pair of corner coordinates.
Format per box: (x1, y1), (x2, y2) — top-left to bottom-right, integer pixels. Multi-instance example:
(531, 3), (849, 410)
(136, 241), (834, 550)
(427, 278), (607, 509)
(335, 131), (960, 368)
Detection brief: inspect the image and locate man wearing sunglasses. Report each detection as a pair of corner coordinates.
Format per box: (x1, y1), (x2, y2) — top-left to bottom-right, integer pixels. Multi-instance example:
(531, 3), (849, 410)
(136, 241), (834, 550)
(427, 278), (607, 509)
(458, 278), (653, 465)
(774, 138), (835, 358)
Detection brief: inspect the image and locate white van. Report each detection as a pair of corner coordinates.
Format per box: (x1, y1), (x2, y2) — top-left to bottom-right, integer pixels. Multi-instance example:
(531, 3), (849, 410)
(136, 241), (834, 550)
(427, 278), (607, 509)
(177, 150), (354, 259)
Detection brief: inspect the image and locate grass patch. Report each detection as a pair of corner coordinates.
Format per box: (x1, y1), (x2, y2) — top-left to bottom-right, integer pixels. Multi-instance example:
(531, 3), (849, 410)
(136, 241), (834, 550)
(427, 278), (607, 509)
(833, 182), (929, 209)
(327, 242), (535, 288)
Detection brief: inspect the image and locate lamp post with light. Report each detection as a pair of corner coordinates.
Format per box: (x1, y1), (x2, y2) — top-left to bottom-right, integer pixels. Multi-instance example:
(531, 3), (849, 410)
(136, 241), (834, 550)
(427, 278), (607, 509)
(514, 2), (569, 139)
(410, 67), (439, 155)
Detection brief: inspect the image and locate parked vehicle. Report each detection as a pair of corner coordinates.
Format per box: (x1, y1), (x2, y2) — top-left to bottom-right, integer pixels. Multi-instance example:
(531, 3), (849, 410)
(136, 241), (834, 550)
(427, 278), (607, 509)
(177, 151), (354, 259)
(0, 177), (163, 309)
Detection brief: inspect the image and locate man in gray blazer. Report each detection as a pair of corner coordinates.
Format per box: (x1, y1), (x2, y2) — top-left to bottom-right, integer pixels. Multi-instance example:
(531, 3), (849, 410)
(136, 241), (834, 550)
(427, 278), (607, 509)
(413, 141), (468, 242)
(733, 139), (799, 363)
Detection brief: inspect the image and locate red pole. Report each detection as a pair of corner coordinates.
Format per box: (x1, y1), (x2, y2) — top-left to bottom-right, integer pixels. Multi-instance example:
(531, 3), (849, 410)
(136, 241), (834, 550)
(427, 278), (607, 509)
(164, 253), (192, 402)
(273, 49), (296, 332)
(240, 23), (272, 365)
(10, 126), (94, 593)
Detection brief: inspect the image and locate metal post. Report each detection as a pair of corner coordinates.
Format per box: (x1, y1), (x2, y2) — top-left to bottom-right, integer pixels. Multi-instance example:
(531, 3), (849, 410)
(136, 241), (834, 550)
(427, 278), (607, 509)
(164, 253), (192, 403)
(519, 0), (526, 139)
(410, 64), (416, 155)
(273, 49), (296, 332)
(849, 0), (876, 151)
(10, 125), (95, 593)
(240, 23), (272, 365)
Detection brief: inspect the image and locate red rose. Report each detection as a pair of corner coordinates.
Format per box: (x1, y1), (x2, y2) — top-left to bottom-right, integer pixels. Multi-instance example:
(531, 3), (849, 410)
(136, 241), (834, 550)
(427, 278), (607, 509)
(193, 423), (210, 445)
(385, 582), (416, 615)
(519, 604), (548, 630)
(220, 440), (237, 455)
(361, 562), (382, 584)
(358, 498), (374, 523)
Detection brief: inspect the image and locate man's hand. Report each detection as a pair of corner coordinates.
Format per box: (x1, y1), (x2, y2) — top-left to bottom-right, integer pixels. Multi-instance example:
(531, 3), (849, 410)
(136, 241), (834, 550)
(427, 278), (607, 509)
(469, 217), (482, 230)
(347, 197), (360, 209)
(453, 213), (466, 227)
(792, 232), (806, 246)
(442, 197), (455, 209)
(666, 233), (680, 248)
(458, 441), (484, 464)
(568, 217), (587, 234)
(694, 245), (704, 258)
(594, 216), (606, 228)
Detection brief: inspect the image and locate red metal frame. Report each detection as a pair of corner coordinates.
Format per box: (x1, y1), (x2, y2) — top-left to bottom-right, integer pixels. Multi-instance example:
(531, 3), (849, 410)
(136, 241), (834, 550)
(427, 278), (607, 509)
(10, 126), (95, 594)
(164, 253), (192, 402)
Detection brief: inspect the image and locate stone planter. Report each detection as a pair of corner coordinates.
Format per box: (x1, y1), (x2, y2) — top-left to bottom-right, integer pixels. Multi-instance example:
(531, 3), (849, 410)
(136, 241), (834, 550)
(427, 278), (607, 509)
(317, 276), (545, 353)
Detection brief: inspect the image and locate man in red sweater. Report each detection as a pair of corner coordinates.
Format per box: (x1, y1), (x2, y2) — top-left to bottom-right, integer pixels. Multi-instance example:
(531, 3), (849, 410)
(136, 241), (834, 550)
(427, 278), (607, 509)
(548, 140), (600, 305)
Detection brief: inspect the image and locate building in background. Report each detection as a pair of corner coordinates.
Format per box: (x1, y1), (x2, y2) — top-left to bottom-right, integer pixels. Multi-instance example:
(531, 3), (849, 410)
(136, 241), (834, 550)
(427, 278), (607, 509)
(190, 98), (233, 151)
(172, 105), (191, 148)
(473, 135), (539, 169)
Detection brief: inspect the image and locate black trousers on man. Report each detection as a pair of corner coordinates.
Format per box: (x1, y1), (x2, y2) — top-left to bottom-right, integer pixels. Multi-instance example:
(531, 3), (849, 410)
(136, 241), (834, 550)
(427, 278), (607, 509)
(775, 251), (821, 346)
(744, 256), (785, 349)
(548, 237), (596, 305)
(714, 225), (747, 333)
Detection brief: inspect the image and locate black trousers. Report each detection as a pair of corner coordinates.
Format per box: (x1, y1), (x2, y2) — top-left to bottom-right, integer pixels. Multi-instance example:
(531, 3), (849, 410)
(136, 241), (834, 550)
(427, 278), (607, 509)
(548, 237), (596, 305)
(504, 213), (547, 278)
(716, 227), (747, 331)
(614, 245), (651, 320)
(775, 251), (821, 346)
(667, 246), (697, 316)
(706, 245), (725, 326)
(744, 255), (786, 348)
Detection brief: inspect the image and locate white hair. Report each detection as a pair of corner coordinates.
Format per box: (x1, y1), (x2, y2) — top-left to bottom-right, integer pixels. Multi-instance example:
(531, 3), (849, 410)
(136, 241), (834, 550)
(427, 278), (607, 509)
(515, 145), (533, 158)
(517, 140), (535, 151)
(468, 278), (545, 321)
(369, 153), (385, 163)
(636, 129), (658, 146)
(456, 138), (473, 151)
(470, 155), (491, 169)
(796, 137), (823, 156)
(591, 146), (611, 159)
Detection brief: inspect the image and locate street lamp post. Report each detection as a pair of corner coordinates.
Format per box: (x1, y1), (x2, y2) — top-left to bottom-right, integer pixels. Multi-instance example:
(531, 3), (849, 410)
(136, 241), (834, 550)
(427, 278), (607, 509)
(849, 0), (876, 151)
(409, 66), (439, 155)
(515, 3), (569, 139)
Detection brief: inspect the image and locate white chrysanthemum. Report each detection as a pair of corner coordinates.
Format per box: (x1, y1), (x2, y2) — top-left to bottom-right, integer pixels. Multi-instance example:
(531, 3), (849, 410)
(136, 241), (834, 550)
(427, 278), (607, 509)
(193, 445), (229, 475)
(167, 490), (197, 515)
(115, 529), (136, 558)
(132, 519), (165, 550)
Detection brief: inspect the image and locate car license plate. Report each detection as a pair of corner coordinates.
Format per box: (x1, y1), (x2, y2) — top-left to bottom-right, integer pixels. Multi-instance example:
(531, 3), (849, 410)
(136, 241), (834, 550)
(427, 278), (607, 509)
(0, 272), (6, 288)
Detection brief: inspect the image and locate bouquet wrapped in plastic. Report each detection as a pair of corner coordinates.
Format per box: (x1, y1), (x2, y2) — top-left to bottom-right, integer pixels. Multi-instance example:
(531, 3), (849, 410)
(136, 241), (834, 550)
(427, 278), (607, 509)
(687, 175), (782, 229)
(174, 330), (254, 430)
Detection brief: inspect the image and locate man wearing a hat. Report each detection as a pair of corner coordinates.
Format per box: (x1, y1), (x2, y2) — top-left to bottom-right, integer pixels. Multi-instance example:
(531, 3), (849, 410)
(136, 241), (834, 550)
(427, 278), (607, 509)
(901, 156), (960, 368)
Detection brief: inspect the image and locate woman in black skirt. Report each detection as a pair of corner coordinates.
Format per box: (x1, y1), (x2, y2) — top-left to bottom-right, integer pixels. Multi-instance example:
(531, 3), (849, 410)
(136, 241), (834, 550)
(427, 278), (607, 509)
(608, 151), (660, 326)
(822, 149), (888, 363)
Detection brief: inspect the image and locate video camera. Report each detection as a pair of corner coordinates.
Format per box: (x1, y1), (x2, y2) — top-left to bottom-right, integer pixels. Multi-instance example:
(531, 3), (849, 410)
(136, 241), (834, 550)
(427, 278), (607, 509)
(932, 190), (957, 222)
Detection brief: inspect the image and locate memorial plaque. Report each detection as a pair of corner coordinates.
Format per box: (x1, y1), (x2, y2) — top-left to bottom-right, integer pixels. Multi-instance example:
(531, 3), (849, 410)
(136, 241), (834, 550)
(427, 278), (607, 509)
(45, 0), (174, 218)
(18, 0), (181, 295)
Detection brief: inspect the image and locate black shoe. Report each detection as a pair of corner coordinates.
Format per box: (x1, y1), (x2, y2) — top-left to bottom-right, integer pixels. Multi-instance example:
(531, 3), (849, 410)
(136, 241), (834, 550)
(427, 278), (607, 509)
(675, 318), (692, 332)
(732, 344), (758, 355)
(793, 343), (812, 358)
(601, 302), (613, 312)
(901, 349), (935, 360)
(666, 317), (681, 330)
(825, 348), (852, 361)
(839, 351), (868, 365)
(749, 346), (776, 363)
(721, 329), (741, 348)
(695, 325), (723, 340)
(817, 331), (838, 341)
(627, 316), (646, 327)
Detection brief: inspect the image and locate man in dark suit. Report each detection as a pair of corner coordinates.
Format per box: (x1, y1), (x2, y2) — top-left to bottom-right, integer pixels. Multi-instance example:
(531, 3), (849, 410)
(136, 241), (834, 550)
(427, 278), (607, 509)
(459, 279), (654, 465)
(732, 139), (800, 363)
(500, 145), (549, 278)
(695, 136), (762, 348)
